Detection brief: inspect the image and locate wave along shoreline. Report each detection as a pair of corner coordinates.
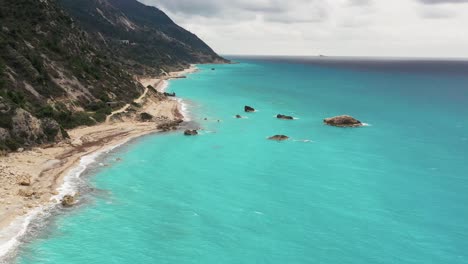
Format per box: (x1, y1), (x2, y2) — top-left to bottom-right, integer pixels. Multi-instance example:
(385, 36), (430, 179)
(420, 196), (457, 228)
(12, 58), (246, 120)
(0, 65), (199, 263)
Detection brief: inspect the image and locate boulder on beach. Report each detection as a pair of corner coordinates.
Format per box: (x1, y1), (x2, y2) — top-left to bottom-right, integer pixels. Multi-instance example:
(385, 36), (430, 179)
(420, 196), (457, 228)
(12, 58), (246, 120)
(184, 129), (198, 136)
(277, 114), (294, 120)
(18, 189), (36, 198)
(157, 119), (183, 132)
(245, 106), (255, 112)
(324, 115), (362, 127)
(17, 175), (31, 186)
(268, 135), (289, 141)
(61, 195), (75, 207)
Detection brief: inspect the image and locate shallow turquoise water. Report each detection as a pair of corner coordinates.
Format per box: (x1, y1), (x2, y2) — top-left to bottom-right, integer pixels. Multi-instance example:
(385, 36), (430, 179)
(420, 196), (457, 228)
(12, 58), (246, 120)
(16, 57), (468, 263)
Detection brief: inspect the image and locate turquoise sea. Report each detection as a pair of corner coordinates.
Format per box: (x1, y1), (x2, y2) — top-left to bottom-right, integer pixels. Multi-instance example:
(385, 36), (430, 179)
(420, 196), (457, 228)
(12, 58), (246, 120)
(13, 57), (468, 263)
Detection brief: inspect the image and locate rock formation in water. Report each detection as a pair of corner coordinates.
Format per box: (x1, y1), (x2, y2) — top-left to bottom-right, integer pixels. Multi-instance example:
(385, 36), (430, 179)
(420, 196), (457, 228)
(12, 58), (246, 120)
(277, 114), (294, 120)
(268, 135), (289, 141)
(184, 129), (198, 136)
(61, 195), (76, 207)
(323, 115), (363, 127)
(245, 106), (255, 113)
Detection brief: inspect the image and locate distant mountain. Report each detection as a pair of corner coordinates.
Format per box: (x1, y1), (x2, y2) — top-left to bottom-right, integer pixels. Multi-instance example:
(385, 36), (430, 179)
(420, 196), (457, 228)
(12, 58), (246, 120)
(59, 0), (228, 74)
(0, 0), (226, 152)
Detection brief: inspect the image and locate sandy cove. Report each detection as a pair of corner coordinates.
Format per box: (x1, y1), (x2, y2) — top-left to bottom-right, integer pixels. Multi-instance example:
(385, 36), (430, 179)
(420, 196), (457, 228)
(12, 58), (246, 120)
(0, 65), (198, 258)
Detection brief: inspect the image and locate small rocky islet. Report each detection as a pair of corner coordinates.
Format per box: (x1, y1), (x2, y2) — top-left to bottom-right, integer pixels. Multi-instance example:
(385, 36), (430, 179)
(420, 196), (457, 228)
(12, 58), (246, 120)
(323, 115), (363, 127)
(277, 114), (294, 120)
(268, 135), (290, 141)
(184, 129), (198, 136)
(244, 106), (256, 112)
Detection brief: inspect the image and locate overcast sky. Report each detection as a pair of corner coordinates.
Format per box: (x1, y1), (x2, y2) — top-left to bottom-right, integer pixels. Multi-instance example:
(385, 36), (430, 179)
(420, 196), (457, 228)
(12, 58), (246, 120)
(139, 0), (468, 58)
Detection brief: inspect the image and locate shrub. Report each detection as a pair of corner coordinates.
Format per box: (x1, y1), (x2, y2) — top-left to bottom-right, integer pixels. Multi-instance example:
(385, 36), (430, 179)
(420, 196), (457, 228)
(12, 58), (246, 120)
(140, 112), (153, 121)
(0, 59), (5, 89)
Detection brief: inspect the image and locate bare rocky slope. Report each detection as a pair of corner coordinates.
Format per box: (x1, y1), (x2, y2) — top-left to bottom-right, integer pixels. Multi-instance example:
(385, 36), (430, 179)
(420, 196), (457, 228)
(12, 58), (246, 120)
(0, 0), (226, 151)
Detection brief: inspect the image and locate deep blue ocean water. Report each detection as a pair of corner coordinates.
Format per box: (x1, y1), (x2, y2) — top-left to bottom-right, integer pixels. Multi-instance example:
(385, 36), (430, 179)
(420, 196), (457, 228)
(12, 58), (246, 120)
(14, 57), (468, 263)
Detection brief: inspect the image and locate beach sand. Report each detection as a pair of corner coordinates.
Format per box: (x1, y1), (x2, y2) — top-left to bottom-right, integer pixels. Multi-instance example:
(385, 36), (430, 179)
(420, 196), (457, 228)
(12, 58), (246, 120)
(0, 65), (197, 259)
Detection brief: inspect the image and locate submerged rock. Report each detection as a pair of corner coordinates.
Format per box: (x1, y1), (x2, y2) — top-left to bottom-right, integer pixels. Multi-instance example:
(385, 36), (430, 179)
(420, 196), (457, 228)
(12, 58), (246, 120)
(324, 115), (362, 127)
(184, 129), (198, 136)
(235, 114), (242, 119)
(61, 195), (75, 207)
(277, 114), (294, 120)
(244, 106), (255, 112)
(268, 135), (289, 141)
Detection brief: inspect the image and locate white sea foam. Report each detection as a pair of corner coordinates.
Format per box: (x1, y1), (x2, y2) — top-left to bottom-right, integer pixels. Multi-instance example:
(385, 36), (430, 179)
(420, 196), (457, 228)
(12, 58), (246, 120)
(158, 80), (169, 93)
(176, 98), (191, 122)
(0, 140), (130, 262)
(362, 123), (372, 127)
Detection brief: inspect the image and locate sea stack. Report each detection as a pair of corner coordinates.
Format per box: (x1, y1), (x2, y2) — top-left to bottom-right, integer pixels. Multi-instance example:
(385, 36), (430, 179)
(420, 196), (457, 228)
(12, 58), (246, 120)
(184, 129), (198, 136)
(277, 114), (294, 120)
(268, 135), (290, 141)
(245, 106), (255, 112)
(324, 115), (363, 127)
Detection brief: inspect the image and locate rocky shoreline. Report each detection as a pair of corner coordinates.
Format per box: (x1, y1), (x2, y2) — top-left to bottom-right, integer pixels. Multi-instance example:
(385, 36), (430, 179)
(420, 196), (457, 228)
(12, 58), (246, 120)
(0, 66), (198, 260)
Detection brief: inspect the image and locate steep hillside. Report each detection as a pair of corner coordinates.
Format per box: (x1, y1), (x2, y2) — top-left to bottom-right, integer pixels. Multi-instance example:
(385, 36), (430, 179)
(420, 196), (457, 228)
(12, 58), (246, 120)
(59, 0), (228, 74)
(0, 0), (226, 152)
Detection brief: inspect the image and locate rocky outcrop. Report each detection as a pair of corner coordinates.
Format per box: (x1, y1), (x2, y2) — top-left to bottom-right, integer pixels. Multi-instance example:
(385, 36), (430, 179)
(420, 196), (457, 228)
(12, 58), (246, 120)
(268, 135), (289, 141)
(0, 128), (11, 141)
(41, 118), (64, 142)
(61, 195), (75, 207)
(184, 130), (198, 136)
(164, 92), (176, 97)
(324, 115), (362, 127)
(245, 106), (255, 112)
(157, 119), (183, 132)
(9, 109), (65, 147)
(11, 108), (45, 144)
(277, 114), (294, 120)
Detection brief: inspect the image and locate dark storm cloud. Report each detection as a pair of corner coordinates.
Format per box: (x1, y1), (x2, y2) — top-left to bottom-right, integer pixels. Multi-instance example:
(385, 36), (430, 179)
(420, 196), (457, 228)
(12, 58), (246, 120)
(139, 0), (330, 23)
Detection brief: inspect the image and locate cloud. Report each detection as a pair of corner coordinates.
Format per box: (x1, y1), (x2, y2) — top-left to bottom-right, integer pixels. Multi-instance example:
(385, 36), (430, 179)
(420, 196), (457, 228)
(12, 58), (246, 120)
(137, 0), (468, 58)
(420, 7), (457, 18)
(348, 0), (373, 6)
(140, 0), (330, 23)
(418, 0), (468, 4)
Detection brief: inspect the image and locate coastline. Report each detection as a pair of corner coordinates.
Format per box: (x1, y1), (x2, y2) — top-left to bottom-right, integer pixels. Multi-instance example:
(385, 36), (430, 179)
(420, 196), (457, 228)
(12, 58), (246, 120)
(0, 65), (198, 261)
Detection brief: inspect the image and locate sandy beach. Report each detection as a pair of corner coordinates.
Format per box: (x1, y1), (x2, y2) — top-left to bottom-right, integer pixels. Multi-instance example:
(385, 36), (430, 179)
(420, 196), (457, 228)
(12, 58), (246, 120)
(0, 65), (198, 259)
